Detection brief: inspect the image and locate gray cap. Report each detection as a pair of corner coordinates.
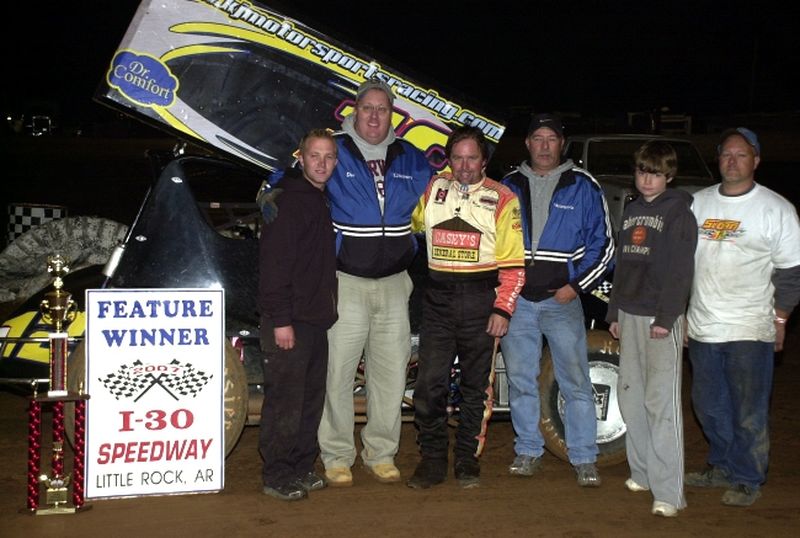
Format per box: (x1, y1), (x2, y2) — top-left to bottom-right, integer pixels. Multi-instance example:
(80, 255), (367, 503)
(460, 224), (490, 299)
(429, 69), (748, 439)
(356, 78), (395, 104)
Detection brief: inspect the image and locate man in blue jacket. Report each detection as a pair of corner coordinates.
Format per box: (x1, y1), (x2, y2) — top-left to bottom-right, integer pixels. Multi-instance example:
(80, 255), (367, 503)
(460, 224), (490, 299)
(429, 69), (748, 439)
(316, 79), (432, 486)
(501, 113), (615, 487)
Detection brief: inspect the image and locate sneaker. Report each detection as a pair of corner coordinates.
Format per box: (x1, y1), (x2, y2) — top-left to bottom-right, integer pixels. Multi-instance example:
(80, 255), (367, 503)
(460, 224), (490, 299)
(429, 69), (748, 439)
(721, 484), (761, 507)
(263, 480), (308, 501)
(406, 459), (447, 489)
(651, 501), (678, 517)
(625, 478), (649, 492)
(297, 471), (326, 492)
(454, 459), (480, 489)
(509, 454), (542, 477)
(575, 463), (602, 487)
(685, 466), (731, 488)
(364, 462), (401, 483)
(324, 466), (353, 488)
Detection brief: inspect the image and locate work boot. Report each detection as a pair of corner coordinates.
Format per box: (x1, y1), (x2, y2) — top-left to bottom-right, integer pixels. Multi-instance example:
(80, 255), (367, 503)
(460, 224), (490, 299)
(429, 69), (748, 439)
(364, 462), (401, 483)
(406, 458), (447, 489)
(509, 454), (542, 477)
(324, 467), (353, 488)
(575, 463), (601, 487)
(721, 484), (761, 507)
(685, 465), (731, 488)
(454, 458), (480, 489)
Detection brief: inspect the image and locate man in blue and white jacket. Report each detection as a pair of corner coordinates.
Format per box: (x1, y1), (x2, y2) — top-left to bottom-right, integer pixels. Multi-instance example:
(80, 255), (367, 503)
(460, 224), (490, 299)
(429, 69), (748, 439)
(501, 113), (614, 487)
(318, 80), (431, 487)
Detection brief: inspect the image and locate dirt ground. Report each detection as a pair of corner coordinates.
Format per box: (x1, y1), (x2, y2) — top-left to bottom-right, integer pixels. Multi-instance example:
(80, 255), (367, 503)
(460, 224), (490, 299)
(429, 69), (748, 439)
(0, 321), (798, 538)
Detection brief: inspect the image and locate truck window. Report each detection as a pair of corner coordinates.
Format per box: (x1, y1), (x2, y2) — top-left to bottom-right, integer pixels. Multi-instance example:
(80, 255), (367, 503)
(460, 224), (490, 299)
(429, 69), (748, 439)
(566, 141), (584, 167)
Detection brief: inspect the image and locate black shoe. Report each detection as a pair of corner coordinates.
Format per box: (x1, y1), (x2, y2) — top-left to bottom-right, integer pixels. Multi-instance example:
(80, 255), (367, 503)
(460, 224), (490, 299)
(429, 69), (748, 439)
(575, 463), (602, 487)
(454, 459), (480, 489)
(721, 484), (761, 507)
(685, 465), (731, 488)
(262, 480), (308, 501)
(406, 459), (447, 489)
(297, 472), (326, 492)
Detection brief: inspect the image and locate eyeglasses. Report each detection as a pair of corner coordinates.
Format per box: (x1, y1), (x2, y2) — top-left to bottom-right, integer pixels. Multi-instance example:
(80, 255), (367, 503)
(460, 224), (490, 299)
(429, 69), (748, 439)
(357, 104), (390, 116)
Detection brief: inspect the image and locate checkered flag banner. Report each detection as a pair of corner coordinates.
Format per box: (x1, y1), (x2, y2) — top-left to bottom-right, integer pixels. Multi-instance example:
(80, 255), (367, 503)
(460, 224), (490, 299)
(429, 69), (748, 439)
(159, 359), (213, 398)
(591, 280), (613, 304)
(97, 362), (153, 400)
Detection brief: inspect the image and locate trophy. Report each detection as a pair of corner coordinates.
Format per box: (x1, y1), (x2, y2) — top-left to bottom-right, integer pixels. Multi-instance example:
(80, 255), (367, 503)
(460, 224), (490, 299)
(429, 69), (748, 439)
(39, 254), (77, 396)
(24, 255), (90, 515)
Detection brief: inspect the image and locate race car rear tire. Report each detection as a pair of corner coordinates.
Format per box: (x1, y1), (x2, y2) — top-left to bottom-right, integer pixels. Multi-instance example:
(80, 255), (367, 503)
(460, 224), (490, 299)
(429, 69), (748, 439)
(0, 216), (127, 303)
(539, 329), (627, 467)
(65, 339), (248, 457)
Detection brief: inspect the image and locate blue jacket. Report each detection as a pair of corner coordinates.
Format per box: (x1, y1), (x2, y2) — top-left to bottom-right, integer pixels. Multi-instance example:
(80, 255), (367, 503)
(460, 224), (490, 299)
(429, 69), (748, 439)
(502, 162), (615, 301)
(271, 133), (432, 278)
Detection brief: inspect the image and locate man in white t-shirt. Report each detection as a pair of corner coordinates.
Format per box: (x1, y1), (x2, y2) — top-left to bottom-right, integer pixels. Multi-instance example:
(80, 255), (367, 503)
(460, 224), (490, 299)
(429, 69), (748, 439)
(685, 128), (800, 507)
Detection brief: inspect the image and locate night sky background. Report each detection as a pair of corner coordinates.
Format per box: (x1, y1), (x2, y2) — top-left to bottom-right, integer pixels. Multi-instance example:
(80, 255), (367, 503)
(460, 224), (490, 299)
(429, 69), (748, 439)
(3, 0), (796, 131)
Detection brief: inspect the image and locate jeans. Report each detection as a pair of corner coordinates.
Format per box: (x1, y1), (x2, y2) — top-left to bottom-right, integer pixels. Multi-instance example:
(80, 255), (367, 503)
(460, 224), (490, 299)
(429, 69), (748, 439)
(501, 296), (598, 464)
(688, 339), (774, 489)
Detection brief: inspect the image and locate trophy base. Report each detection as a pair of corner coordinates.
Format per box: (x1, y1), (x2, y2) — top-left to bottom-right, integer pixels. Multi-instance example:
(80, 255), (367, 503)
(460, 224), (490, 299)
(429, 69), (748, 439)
(22, 503), (92, 516)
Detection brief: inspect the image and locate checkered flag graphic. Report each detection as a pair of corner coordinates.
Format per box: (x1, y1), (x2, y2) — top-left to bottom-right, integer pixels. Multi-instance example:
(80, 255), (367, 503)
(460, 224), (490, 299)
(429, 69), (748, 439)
(97, 362), (153, 400)
(591, 280), (613, 304)
(159, 359), (213, 398)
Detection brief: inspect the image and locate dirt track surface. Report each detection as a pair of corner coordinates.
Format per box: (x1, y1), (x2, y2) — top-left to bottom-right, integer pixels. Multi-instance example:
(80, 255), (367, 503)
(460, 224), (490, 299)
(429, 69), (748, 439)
(2, 324), (799, 537)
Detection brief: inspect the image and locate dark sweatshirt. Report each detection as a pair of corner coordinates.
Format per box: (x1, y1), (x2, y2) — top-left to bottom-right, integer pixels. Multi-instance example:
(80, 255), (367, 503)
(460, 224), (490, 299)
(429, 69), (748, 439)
(258, 168), (338, 330)
(606, 188), (697, 329)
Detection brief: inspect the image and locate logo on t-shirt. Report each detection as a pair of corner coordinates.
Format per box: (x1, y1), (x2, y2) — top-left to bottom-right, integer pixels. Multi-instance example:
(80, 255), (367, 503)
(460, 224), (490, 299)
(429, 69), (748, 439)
(699, 218), (743, 241)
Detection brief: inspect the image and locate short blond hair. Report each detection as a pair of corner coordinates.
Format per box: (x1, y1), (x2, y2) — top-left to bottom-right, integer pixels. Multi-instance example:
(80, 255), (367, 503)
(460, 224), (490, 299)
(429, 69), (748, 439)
(299, 129), (337, 156)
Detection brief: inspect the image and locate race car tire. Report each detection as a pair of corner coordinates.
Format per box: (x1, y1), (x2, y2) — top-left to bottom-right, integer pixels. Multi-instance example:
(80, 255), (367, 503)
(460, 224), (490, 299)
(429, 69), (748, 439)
(0, 216), (128, 303)
(65, 339), (248, 457)
(539, 329), (627, 467)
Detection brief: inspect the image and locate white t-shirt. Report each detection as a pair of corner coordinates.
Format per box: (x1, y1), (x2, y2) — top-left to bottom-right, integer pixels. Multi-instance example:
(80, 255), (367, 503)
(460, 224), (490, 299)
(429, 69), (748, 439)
(688, 183), (800, 342)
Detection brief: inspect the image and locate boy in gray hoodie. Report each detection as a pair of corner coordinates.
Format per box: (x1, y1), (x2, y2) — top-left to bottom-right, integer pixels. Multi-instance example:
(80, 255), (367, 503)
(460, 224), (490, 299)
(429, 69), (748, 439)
(606, 140), (697, 517)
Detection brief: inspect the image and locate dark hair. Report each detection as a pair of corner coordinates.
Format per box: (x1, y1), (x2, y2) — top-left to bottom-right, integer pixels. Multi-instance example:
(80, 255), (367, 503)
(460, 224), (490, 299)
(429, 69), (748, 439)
(445, 126), (490, 161)
(298, 128), (337, 155)
(634, 140), (677, 179)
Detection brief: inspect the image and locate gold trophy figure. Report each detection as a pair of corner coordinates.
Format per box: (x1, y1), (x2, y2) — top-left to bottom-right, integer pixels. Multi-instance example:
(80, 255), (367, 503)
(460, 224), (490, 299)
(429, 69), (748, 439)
(39, 255), (77, 396)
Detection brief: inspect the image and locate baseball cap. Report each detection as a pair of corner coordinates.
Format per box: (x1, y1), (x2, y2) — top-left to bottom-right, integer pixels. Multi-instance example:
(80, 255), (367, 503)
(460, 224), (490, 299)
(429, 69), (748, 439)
(356, 78), (395, 104)
(527, 113), (564, 138)
(718, 127), (760, 156)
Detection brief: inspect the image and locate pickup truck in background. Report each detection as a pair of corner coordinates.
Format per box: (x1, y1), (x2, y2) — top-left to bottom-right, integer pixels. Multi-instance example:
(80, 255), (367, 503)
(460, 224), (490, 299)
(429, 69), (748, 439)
(563, 134), (716, 232)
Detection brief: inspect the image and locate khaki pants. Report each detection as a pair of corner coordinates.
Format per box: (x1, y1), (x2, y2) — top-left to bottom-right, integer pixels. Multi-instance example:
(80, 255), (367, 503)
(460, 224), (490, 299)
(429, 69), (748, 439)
(318, 270), (413, 469)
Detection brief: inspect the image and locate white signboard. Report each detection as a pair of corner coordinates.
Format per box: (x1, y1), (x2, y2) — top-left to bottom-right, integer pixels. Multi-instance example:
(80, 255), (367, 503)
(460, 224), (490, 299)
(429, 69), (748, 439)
(84, 288), (225, 499)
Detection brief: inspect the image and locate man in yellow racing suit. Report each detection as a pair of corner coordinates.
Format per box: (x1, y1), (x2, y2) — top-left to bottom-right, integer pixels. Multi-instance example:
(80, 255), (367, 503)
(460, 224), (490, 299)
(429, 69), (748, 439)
(406, 126), (525, 489)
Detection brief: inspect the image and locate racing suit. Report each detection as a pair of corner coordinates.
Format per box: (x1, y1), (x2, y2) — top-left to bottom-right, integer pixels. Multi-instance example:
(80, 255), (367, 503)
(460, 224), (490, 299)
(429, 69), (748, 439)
(411, 172), (525, 463)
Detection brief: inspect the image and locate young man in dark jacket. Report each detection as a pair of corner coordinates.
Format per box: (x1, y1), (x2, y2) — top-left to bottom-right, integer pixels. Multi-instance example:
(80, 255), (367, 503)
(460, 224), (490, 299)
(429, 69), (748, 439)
(259, 129), (338, 501)
(607, 140), (697, 517)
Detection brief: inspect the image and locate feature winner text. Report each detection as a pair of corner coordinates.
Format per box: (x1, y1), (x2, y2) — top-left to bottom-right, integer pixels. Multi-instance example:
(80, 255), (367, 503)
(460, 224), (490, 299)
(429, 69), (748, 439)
(96, 298), (214, 347)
